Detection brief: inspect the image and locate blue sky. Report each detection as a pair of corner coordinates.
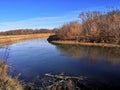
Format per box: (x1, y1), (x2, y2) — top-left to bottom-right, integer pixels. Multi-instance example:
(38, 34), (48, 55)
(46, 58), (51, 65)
(0, 0), (120, 31)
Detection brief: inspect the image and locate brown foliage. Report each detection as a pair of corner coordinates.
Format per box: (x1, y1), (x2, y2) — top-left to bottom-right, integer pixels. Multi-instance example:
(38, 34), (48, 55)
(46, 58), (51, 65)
(55, 9), (120, 44)
(56, 21), (82, 40)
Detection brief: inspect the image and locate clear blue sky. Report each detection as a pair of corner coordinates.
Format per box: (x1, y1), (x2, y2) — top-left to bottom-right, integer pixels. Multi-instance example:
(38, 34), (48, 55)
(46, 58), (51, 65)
(0, 0), (120, 31)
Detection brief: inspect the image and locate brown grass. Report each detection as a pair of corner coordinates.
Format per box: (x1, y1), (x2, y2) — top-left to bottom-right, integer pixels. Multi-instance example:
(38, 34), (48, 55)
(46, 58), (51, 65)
(51, 40), (120, 48)
(0, 33), (54, 47)
(0, 61), (23, 90)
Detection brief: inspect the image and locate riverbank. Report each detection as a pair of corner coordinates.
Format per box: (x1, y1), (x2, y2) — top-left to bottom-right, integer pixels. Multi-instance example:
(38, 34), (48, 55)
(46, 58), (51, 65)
(51, 40), (120, 48)
(0, 61), (23, 90)
(0, 33), (54, 47)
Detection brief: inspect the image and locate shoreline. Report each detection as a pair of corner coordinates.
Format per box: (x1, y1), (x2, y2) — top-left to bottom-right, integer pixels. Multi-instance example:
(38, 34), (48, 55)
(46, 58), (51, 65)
(51, 40), (120, 48)
(0, 33), (54, 47)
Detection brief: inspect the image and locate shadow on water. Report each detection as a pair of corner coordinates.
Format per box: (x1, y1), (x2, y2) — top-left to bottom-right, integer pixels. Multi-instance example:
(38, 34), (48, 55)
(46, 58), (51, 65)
(55, 44), (120, 65)
(52, 43), (120, 89)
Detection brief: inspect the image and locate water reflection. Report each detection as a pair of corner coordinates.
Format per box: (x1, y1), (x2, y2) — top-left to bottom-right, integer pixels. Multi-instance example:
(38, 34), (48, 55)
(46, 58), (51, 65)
(55, 44), (120, 65)
(0, 39), (120, 87)
(0, 46), (10, 61)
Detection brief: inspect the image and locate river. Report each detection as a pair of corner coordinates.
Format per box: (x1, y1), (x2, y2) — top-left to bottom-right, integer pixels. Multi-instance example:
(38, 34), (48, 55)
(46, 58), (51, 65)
(0, 38), (120, 87)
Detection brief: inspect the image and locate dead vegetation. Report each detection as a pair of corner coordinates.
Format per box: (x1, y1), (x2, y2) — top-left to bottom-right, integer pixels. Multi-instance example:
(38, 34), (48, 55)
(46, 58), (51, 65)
(0, 33), (54, 47)
(0, 57), (88, 90)
(48, 9), (120, 46)
(0, 61), (23, 90)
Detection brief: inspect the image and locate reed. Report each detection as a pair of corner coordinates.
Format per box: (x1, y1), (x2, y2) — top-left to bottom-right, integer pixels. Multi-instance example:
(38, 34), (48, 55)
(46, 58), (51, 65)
(0, 61), (23, 90)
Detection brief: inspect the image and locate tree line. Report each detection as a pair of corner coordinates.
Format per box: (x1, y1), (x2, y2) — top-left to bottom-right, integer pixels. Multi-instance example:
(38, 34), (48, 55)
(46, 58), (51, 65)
(51, 9), (120, 44)
(1, 9), (120, 44)
(0, 29), (58, 35)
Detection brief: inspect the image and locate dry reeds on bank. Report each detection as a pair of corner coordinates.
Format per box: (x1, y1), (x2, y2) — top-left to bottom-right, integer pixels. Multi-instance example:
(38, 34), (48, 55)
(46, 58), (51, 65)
(0, 61), (23, 90)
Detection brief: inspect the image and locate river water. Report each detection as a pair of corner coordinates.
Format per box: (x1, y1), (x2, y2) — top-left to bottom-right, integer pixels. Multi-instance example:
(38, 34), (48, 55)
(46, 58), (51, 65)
(0, 38), (120, 87)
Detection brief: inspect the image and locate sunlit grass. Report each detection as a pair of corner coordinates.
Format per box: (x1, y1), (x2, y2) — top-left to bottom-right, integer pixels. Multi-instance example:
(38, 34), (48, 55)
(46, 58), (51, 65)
(0, 33), (54, 47)
(51, 40), (120, 48)
(0, 61), (23, 90)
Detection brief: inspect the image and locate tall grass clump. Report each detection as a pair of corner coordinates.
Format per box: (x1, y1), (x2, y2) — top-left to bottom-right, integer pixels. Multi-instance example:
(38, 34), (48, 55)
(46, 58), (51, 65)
(0, 61), (23, 90)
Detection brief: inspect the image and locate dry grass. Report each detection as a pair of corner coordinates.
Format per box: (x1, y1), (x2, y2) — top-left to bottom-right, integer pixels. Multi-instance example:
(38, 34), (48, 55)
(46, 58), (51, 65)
(0, 33), (54, 47)
(52, 40), (120, 48)
(0, 61), (23, 90)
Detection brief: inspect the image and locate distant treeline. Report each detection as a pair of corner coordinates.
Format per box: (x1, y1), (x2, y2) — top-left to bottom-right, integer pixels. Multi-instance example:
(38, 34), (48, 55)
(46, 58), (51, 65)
(0, 29), (58, 35)
(48, 9), (120, 44)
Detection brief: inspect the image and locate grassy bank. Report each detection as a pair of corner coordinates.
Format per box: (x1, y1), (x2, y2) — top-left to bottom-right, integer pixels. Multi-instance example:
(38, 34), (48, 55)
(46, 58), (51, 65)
(0, 61), (23, 90)
(0, 33), (54, 47)
(51, 40), (120, 48)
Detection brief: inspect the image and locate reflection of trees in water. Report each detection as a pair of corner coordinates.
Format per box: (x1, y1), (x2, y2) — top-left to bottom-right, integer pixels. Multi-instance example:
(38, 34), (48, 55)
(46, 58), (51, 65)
(56, 45), (82, 58)
(55, 44), (120, 65)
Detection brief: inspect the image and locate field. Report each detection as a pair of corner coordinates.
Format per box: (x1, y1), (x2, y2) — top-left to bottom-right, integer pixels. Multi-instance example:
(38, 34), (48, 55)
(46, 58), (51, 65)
(0, 33), (54, 47)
